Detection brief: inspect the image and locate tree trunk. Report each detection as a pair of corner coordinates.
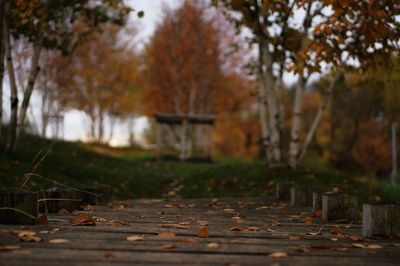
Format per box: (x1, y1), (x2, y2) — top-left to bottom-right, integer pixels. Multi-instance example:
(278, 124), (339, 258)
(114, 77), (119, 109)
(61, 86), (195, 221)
(391, 121), (398, 186)
(0, 0), (4, 140)
(261, 42), (281, 163)
(297, 71), (343, 164)
(288, 79), (305, 168)
(3, 1), (19, 153)
(14, 36), (44, 151)
(257, 42), (272, 163)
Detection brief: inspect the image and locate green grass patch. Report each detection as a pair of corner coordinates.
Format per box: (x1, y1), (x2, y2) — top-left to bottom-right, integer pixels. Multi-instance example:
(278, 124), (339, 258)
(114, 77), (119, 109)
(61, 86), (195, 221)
(0, 134), (399, 202)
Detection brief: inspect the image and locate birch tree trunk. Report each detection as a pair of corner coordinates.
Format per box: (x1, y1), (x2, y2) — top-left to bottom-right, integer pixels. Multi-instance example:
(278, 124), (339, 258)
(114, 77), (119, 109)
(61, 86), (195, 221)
(391, 121), (398, 187)
(297, 71), (343, 164)
(257, 42), (272, 163)
(3, 1), (19, 153)
(0, 0), (4, 140)
(14, 36), (43, 151)
(262, 43), (281, 163)
(288, 79), (305, 168)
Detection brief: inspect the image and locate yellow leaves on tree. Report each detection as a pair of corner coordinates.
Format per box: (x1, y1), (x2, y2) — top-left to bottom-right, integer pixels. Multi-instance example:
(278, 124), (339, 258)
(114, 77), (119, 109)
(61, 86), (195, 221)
(352, 119), (391, 174)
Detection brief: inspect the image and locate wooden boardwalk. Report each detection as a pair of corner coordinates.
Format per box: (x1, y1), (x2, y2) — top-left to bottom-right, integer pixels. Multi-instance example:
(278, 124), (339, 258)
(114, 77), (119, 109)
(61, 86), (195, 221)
(0, 197), (399, 265)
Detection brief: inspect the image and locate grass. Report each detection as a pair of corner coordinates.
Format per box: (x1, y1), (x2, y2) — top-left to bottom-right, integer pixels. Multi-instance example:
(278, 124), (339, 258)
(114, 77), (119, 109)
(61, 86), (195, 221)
(1, 134), (399, 202)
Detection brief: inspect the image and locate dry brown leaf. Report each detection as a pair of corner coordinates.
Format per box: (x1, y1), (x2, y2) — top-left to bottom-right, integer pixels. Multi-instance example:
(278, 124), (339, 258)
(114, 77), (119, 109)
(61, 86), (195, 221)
(268, 252), (288, 258)
(207, 242), (219, 248)
(293, 247), (310, 253)
(158, 232), (176, 239)
(352, 243), (367, 249)
(111, 220), (129, 226)
(160, 244), (175, 249)
(312, 210), (322, 218)
(181, 237), (196, 243)
(311, 243), (331, 249)
(247, 226), (259, 232)
(367, 244), (383, 249)
(49, 239), (70, 244)
(333, 247), (349, 252)
(304, 216), (313, 225)
(126, 235), (145, 241)
(37, 215), (48, 224)
(70, 214), (95, 226)
(307, 227), (323, 236)
(229, 226), (244, 232)
(197, 226), (209, 237)
(104, 252), (116, 258)
(349, 235), (363, 242)
(224, 208), (235, 213)
(0, 245), (21, 252)
(160, 223), (189, 229)
(330, 238), (338, 241)
(289, 235), (300, 241)
(266, 228), (277, 233)
(14, 231), (41, 242)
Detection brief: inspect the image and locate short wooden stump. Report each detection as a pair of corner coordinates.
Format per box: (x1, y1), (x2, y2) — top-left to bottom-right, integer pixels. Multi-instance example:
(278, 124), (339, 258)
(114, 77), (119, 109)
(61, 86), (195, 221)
(290, 186), (313, 207)
(38, 187), (82, 213)
(362, 202), (400, 238)
(276, 182), (294, 201)
(0, 189), (38, 225)
(322, 192), (358, 221)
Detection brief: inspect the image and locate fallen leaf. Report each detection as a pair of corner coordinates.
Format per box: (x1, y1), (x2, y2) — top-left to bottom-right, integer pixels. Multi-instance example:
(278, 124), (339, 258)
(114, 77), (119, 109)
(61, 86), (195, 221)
(349, 235), (363, 242)
(111, 220), (129, 226)
(104, 252), (116, 258)
(49, 239), (70, 244)
(160, 223), (189, 229)
(160, 244), (175, 249)
(311, 210), (322, 218)
(0, 245), (21, 252)
(293, 247), (310, 253)
(126, 235), (145, 241)
(289, 235), (300, 241)
(268, 252), (288, 258)
(352, 243), (367, 249)
(224, 208), (235, 213)
(70, 214), (95, 226)
(207, 242), (219, 248)
(14, 231), (41, 242)
(333, 247), (349, 252)
(37, 215), (48, 224)
(158, 232), (176, 239)
(304, 216), (313, 225)
(367, 244), (383, 249)
(181, 237), (196, 243)
(198, 226), (209, 237)
(330, 238), (338, 241)
(247, 226), (259, 232)
(307, 227), (323, 236)
(229, 226), (244, 232)
(311, 243), (331, 249)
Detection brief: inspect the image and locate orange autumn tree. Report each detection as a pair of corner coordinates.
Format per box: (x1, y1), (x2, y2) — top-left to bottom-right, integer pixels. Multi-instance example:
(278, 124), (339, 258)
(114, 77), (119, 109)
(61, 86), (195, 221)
(143, 1), (257, 157)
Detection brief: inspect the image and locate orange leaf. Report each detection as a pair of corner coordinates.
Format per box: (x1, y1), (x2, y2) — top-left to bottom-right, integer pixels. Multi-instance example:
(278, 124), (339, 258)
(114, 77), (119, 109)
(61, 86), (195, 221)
(197, 226), (209, 238)
(37, 215), (48, 225)
(158, 232), (176, 239)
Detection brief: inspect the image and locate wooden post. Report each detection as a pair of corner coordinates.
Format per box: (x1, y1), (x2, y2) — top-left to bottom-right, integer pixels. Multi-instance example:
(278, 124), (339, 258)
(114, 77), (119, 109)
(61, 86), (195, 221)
(312, 192), (322, 212)
(0, 189), (37, 225)
(290, 186), (313, 207)
(322, 192), (358, 221)
(362, 202), (400, 238)
(38, 187), (81, 213)
(180, 117), (188, 161)
(156, 122), (162, 160)
(207, 124), (214, 162)
(276, 182), (294, 201)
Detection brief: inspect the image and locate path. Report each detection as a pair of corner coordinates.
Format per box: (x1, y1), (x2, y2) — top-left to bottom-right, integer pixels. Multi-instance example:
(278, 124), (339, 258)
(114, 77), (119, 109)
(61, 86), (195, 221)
(0, 197), (399, 265)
